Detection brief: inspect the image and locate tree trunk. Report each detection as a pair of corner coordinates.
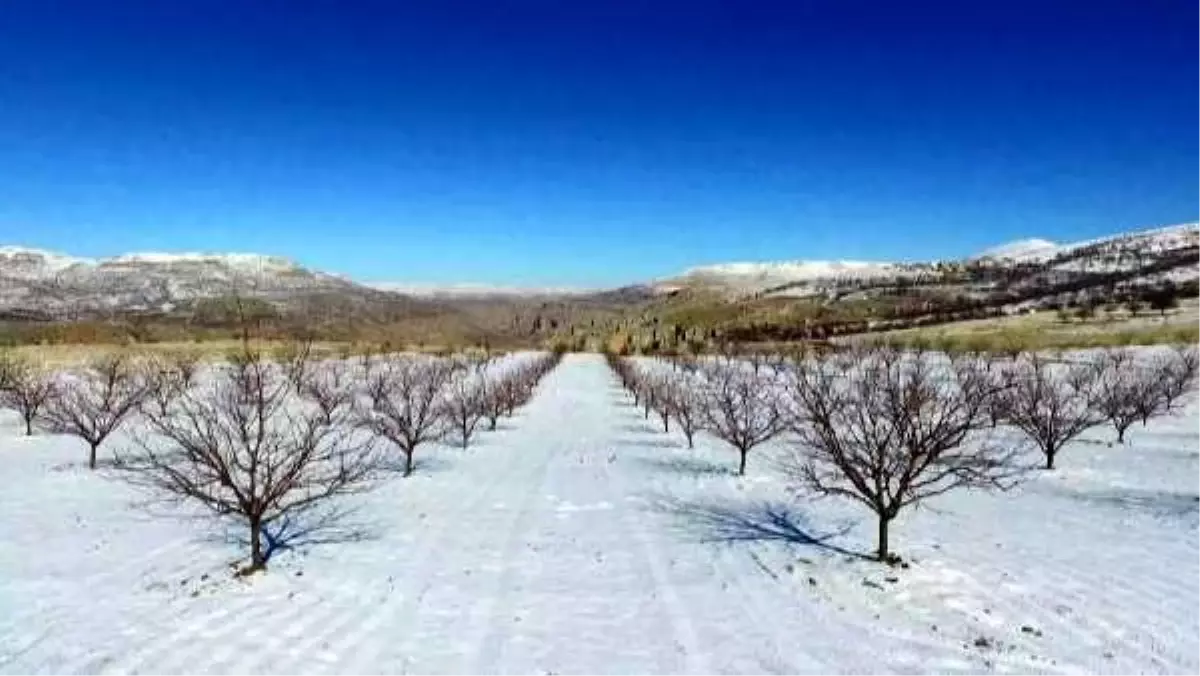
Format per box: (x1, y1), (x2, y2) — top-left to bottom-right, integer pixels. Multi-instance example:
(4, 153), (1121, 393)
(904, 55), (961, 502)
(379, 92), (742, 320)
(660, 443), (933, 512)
(737, 448), (748, 476)
(88, 441), (99, 470)
(1116, 426), (1126, 444)
(24, 415), (32, 436)
(876, 516), (890, 561)
(404, 450), (414, 477)
(1044, 448), (1056, 470)
(249, 516), (265, 570)
(661, 415), (669, 432)
(684, 431), (694, 449)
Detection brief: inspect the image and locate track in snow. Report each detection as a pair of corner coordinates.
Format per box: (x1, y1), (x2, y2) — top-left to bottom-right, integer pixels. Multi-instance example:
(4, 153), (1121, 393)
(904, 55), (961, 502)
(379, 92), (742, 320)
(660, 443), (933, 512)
(1, 354), (1196, 674)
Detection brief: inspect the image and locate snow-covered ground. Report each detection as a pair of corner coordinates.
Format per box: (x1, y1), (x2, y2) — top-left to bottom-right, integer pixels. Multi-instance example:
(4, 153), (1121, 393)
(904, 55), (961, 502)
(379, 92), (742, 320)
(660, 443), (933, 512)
(1, 354), (1196, 674)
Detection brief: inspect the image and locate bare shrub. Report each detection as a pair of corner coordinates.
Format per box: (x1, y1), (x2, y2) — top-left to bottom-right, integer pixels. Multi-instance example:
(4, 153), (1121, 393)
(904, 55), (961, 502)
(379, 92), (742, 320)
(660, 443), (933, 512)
(698, 361), (784, 475)
(0, 357), (57, 436)
(356, 357), (452, 476)
(781, 347), (1022, 562)
(1001, 353), (1104, 470)
(41, 354), (149, 469)
(113, 349), (382, 572)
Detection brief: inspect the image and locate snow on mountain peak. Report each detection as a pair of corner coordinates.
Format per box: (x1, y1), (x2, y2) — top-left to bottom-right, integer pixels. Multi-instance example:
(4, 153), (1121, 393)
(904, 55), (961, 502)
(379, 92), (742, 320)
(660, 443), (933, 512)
(674, 260), (900, 293)
(974, 238), (1060, 261)
(684, 260), (895, 278)
(0, 246), (91, 272)
(103, 252), (299, 272)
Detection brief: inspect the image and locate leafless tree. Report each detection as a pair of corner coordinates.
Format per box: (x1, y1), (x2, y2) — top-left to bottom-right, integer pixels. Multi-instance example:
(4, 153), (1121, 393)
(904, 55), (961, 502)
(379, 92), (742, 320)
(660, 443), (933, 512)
(443, 371), (485, 448)
(640, 377), (657, 420)
(1151, 345), (1199, 417)
(496, 376), (526, 417)
(113, 349), (382, 572)
(274, 338), (314, 388)
(649, 375), (673, 432)
(41, 354), (149, 469)
(479, 375), (507, 431)
(298, 359), (355, 426)
(355, 357), (452, 476)
(1089, 349), (1158, 444)
(141, 360), (191, 419)
(663, 372), (703, 448)
(781, 348), (1022, 562)
(0, 357), (57, 436)
(1001, 353), (1104, 470)
(357, 344), (377, 377)
(698, 361), (784, 475)
(0, 350), (18, 391)
(167, 350), (201, 387)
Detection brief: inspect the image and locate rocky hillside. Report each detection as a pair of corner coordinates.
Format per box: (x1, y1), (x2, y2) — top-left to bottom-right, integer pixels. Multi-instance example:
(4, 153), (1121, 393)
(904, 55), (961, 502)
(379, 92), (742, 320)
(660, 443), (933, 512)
(0, 248), (438, 322)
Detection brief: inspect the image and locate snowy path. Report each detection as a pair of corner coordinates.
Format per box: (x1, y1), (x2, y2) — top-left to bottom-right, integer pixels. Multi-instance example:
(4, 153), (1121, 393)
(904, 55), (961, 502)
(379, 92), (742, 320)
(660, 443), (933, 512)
(1, 353), (1197, 674)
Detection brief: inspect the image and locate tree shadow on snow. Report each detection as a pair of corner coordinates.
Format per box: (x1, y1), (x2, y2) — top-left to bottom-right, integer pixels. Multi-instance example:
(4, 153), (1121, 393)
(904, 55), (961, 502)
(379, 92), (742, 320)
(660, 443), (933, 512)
(378, 454), (457, 475)
(1046, 485), (1200, 521)
(648, 495), (868, 559)
(51, 457), (120, 473)
(210, 506), (383, 565)
(614, 436), (683, 450)
(634, 454), (734, 477)
(616, 421), (659, 434)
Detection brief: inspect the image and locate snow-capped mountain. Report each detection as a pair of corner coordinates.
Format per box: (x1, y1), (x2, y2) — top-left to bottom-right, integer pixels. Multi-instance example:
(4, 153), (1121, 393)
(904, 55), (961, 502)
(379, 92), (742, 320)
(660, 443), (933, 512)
(662, 259), (921, 296)
(973, 238), (1059, 261)
(1, 221), (1194, 319)
(369, 282), (593, 299)
(657, 222), (1198, 295)
(0, 247), (388, 318)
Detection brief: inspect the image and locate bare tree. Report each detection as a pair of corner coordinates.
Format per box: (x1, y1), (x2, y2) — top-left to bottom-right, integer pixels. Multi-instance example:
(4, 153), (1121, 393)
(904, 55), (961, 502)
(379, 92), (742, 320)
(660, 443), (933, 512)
(113, 349), (382, 572)
(781, 348), (1022, 562)
(0, 350), (17, 391)
(355, 357), (452, 476)
(141, 360), (191, 419)
(274, 338), (314, 388)
(663, 372), (703, 448)
(479, 375), (506, 431)
(0, 357), (57, 436)
(649, 376), (672, 431)
(1151, 345), (1199, 417)
(167, 350), (201, 387)
(41, 354), (149, 469)
(496, 376), (525, 417)
(443, 371), (485, 448)
(1002, 353), (1104, 470)
(298, 359), (354, 426)
(698, 361), (784, 475)
(1089, 349), (1158, 444)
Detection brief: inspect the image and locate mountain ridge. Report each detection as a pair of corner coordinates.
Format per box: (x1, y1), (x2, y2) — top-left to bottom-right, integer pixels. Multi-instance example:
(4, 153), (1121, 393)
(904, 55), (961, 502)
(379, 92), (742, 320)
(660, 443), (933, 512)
(0, 221), (1194, 318)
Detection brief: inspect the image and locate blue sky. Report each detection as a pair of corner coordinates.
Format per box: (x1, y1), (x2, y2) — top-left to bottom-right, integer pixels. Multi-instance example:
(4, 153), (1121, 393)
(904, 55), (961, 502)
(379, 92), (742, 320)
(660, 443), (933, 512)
(0, 1), (1194, 287)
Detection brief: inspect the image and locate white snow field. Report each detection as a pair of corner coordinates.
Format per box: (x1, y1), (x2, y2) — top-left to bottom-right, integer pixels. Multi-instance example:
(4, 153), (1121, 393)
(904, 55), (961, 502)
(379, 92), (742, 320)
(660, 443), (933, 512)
(1, 354), (1197, 674)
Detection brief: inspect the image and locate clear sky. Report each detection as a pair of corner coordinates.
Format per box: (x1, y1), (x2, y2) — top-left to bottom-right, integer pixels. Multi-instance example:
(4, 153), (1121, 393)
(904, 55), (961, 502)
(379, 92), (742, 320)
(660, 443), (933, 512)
(0, 1), (1195, 287)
